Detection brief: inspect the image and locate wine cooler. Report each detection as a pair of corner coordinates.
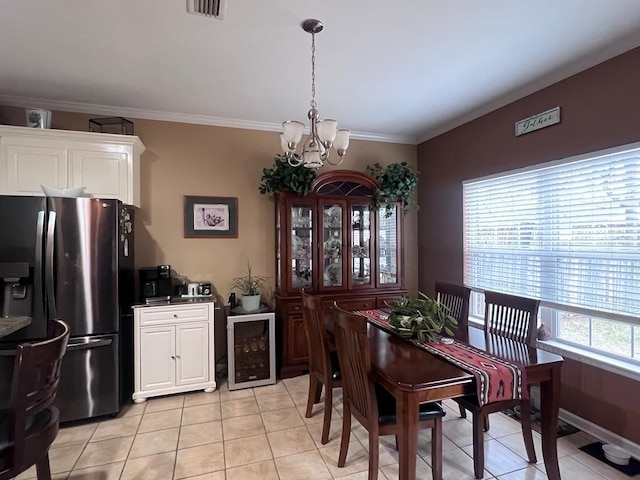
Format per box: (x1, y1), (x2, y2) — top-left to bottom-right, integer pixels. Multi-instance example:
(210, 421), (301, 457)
(227, 311), (276, 390)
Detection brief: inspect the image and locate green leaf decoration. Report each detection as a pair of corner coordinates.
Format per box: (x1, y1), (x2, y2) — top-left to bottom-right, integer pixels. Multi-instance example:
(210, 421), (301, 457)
(259, 155), (317, 196)
(366, 162), (419, 217)
(386, 291), (458, 343)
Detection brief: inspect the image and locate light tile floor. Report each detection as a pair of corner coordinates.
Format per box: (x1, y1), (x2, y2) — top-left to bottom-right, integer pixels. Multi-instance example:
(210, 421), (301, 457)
(14, 375), (626, 479)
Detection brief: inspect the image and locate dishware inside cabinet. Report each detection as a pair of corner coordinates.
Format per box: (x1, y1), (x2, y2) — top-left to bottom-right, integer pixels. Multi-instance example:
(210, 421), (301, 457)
(350, 203), (372, 287)
(322, 202), (344, 288)
(291, 205), (314, 289)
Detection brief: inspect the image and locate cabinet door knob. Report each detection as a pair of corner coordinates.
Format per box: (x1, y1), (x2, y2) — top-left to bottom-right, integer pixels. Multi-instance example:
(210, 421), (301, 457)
(171, 355), (176, 359)
(173, 314), (178, 318)
(176, 355), (181, 359)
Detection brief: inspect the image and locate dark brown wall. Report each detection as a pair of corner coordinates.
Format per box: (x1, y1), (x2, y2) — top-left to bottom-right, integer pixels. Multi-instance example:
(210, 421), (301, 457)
(562, 359), (640, 442)
(417, 46), (640, 443)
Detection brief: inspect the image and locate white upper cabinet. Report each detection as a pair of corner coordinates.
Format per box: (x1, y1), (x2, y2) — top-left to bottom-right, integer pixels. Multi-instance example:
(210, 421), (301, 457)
(0, 125), (145, 207)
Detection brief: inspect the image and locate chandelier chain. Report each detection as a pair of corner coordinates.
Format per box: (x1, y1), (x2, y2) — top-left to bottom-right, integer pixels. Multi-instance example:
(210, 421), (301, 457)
(310, 32), (316, 109)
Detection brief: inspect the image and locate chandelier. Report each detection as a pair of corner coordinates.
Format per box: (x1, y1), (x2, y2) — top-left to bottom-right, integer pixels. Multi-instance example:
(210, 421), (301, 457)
(280, 19), (350, 169)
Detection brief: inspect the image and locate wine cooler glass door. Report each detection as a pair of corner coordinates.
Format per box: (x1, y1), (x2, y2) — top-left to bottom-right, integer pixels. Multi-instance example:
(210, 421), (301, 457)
(228, 313), (276, 391)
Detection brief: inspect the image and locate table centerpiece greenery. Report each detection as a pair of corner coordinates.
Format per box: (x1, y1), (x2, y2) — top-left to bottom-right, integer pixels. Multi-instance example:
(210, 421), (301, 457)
(386, 292), (457, 342)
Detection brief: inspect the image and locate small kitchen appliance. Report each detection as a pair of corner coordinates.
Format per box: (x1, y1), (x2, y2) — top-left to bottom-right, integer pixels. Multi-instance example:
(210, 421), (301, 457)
(139, 265), (174, 301)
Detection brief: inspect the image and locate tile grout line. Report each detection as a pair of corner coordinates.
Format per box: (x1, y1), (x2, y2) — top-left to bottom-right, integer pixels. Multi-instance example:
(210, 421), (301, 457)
(257, 385), (282, 480)
(119, 398), (148, 480)
(171, 399), (185, 480)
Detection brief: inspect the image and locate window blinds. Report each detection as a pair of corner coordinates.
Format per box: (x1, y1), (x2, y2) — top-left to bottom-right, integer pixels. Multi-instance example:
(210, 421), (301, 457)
(463, 143), (640, 320)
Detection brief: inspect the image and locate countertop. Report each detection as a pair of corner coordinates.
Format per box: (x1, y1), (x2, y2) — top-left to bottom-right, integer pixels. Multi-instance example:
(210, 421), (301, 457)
(0, 316), (31, 339)
(227, 304), (273, 316)
(132, 296), (216, 309)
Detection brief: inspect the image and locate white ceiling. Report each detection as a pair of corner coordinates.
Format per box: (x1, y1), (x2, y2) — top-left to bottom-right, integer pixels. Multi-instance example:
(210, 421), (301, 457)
(1, 1), (640, 144)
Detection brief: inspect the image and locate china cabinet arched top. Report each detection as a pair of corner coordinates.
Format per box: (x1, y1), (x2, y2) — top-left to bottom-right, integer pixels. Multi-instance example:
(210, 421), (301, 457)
(312, 170), (379, 196)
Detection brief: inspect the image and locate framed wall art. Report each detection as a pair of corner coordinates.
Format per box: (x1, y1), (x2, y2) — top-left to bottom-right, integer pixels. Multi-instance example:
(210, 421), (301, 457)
(184, 196), (238, 238)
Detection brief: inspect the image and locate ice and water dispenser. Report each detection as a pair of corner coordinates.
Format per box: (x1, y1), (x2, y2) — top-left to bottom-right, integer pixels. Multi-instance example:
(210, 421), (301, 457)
(0, 262), (32, 319)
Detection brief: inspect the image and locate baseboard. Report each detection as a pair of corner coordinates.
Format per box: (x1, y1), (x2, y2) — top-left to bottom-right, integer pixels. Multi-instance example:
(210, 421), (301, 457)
(559, 408), (640, 460)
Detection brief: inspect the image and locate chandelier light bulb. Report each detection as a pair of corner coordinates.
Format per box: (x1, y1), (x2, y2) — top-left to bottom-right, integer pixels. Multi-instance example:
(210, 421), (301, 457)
(317, 119), (337, 145)
(282, 121), (304, 147)
(334, 129), (350, 151)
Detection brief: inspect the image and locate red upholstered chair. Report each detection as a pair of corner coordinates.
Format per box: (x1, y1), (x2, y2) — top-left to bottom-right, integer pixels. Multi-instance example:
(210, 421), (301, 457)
(301, 289), (342, 444)
(454, 291), (540, 479)
(333, 304), (445, 480)
(434, 282), (470, 342)
(0, 319), (70, 480)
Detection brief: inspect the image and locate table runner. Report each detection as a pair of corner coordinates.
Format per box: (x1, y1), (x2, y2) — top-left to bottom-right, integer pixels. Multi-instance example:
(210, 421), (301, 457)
(356, 309), (528, 406)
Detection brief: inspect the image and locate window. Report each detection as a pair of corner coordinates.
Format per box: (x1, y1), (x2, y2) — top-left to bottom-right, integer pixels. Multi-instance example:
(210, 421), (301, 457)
(463, 142), (640, 363)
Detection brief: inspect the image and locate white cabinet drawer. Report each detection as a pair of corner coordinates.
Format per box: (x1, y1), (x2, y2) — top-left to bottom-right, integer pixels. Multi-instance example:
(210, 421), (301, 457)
(138, 304), (210, 326)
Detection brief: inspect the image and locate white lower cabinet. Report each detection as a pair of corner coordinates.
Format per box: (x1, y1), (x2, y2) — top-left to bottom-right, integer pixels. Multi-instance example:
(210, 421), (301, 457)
(133, 302), (216, 402)
(139, 325), (176, 392)
(176, 322), (209, 385)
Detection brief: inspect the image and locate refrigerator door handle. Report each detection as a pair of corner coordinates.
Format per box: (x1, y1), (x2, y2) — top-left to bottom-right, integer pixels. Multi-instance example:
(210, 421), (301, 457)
(34, 210), (46, 321)
(66, 337), (113, 351)
(46, 211), (57, 319)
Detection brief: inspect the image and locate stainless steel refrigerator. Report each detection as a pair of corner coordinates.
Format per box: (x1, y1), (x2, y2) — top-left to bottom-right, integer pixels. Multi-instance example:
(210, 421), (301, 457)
(0, 196), (135, 423)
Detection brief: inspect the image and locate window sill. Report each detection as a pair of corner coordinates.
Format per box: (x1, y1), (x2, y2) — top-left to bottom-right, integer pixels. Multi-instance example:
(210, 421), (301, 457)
(468, 320), (640, 381)
(535, 340), (640, 382)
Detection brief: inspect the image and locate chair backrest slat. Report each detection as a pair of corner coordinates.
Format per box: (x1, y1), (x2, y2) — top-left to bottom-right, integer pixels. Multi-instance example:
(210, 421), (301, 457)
(10, 320), (69, 416)
(301, 290), (332, 381)
(483, 291), (539, 347)
(6, 319), (69, 472)
(435, 282), (471, 341)
(333, 304), (376, 427)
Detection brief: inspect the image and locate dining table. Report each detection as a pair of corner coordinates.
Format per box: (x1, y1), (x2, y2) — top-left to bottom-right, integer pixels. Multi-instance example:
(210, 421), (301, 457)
(327, 314), (564, 480)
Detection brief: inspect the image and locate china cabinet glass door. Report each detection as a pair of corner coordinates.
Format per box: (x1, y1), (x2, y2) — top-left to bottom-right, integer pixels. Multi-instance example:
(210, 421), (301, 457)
(349, 203), (373, 288)
(290, 202), (314, 290)
(378, 205), (400, 286)
(320, 200), (345, 289)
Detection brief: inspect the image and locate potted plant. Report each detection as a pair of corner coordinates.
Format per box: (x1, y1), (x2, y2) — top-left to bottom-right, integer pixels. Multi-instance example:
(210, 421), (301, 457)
(230, 263), (268, 312)
(259, 154), (317, 196)
(386, 292), (457, 342)
(366, 162), (419, 217)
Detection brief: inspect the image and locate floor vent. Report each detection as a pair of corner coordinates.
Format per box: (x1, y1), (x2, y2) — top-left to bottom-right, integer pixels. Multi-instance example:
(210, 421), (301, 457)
(187, 0), (226, 20)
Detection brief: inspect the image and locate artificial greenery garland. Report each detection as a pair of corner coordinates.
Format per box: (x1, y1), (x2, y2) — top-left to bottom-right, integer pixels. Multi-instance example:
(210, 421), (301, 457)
(259, 155), (317, 196)
(366, 161), (419, 217)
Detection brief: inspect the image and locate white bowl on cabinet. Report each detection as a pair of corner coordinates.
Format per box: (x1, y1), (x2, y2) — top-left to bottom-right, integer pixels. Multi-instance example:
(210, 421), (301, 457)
(602, 444), (631, 465)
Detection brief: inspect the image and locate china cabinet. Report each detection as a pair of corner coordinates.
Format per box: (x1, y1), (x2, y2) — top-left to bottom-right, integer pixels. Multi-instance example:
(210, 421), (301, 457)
(275, 170), (407, 377)
(0, 125), (144, 207)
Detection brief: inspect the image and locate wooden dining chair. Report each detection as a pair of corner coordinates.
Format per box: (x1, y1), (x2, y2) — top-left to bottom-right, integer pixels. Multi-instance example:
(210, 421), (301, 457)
(434, 281), (471, 342)
(0, 319), (70, 480)
(333, 304), (446, 480)
(453, 291), (540, 479)
(301, 289), (342, 445)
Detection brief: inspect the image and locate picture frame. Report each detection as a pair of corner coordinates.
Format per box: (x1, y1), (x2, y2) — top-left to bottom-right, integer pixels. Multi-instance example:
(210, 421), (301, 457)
(184, 196), (238, 238)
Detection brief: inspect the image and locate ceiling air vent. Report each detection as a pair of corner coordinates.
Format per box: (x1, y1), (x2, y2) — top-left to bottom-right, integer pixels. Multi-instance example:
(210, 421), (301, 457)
(187, 0), (226, 20)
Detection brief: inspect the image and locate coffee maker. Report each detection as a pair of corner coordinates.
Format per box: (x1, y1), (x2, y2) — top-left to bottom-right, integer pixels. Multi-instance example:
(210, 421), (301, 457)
(139, 265), (174, 302)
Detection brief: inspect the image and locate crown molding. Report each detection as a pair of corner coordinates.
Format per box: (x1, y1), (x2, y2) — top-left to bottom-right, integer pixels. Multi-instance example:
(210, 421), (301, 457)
(0, 95), (417, 145)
